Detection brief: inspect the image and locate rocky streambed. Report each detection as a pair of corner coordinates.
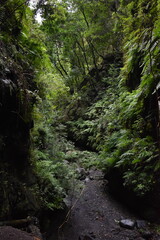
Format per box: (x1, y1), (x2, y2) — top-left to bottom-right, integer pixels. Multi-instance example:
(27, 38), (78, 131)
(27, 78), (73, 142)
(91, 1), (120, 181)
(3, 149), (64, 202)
(0, 169), (160, 240)
(47, 169), (160, 240)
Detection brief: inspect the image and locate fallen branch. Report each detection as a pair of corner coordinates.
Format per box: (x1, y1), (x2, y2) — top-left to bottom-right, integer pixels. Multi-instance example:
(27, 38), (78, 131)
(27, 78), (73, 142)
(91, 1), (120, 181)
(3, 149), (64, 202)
(0, 217), (32, 227)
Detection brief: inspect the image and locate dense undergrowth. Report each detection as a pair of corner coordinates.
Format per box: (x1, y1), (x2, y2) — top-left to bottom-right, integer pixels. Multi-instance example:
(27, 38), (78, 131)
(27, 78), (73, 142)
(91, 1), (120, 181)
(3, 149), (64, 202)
(0, 0), (74, 218)
(0, 0), (160, 220)
(48, 0), (160, 198)
(100, 0), (160, 196)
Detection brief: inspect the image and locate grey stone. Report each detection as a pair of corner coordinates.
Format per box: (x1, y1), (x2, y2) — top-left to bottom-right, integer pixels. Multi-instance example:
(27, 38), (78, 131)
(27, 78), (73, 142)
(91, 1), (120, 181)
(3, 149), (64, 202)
(76, 167), (87, 180)
(119, 219), (135, 229)
(84, 177), (90, 183)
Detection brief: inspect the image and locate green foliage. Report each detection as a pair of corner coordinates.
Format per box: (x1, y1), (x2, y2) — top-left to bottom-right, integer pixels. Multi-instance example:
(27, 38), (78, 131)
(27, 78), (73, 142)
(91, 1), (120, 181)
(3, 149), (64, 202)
(31, 78), (78, 209)
(33, 0), (159, 200)
(36, 0), (121, 93)
(66, 63), (121, 150)
(98, 0), (160, 196)
(33, 156), (77, 209)
(100, 129), (158, 195)
(1, 0), (159, 215)
(64, 150), (100, 169)
(0, 0), (75, 214)
(60, 0), (159, 197)
(0, 0), (26, 37)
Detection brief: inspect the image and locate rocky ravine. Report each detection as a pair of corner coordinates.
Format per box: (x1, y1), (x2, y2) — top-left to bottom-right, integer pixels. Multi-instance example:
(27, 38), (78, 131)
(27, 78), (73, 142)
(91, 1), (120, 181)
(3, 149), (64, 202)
(48, 169), (160, 240)
(0, 169), (159, 240)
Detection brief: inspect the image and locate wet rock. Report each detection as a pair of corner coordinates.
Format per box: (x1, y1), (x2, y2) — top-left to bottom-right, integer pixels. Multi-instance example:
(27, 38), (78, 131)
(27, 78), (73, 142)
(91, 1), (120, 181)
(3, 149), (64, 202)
(0, 226), (34, 240)
(136, 220), (148, 229)
(63, 197), (72, 207)
(84, 177), (90, 183)
(76, 167), (87, 180)
(119, 219), (135, 229)
(93, 174), (104, 180)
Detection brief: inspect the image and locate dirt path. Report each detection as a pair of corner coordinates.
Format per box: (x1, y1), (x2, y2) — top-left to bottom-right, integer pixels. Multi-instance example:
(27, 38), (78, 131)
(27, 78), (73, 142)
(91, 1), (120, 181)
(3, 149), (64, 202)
(50, 170), (158, 240)
(0, 169), (158, 240)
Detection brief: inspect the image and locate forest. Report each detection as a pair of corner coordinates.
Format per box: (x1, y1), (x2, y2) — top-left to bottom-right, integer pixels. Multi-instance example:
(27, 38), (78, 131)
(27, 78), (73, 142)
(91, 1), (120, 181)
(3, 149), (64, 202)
(0, 0), (160, 239)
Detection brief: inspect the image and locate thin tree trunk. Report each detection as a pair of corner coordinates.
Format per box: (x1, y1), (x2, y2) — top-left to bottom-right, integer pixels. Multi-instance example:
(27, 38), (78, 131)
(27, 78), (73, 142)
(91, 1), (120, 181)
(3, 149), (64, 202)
(53, 61), (65, 77)
(55, 43), (68, 76)
(73, 49), (86, 75)
(87, 38), (98, 73)
(76, 39), (90, 72)
(80, 7), (89, 28)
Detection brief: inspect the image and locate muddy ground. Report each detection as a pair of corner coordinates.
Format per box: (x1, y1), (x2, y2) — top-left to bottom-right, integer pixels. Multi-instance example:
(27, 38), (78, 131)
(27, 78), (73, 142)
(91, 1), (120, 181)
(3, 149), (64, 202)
(0, 170), (159, 240)
(47, 170), (160, 240)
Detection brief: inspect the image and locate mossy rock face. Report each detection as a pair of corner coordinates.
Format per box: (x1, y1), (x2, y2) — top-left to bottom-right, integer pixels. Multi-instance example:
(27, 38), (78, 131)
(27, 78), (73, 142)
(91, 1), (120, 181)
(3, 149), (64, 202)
(0, 76), (31, 166)
(0, 41), (34, 165)
(0, 41), (37, 219)
(0, 172), (40, 220)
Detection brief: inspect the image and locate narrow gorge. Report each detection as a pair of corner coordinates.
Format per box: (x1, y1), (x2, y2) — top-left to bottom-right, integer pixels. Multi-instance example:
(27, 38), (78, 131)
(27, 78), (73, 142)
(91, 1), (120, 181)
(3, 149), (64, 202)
(0, 0), (160, 239)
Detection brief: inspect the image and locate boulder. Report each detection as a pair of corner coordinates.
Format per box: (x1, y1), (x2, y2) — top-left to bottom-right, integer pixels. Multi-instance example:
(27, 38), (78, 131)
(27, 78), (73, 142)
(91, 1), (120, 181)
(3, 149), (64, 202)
(0, 226), (35, 240)
(119, 219), (135, 229)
